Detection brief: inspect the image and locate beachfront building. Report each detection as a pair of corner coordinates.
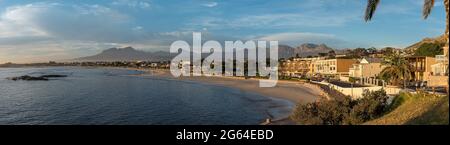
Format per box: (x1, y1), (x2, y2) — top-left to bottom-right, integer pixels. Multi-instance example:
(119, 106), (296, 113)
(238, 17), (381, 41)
(428, 44), (449, 89)
(349, 58), (384, 85)
(279, 57), (319, 77)
(406, 56), (437, 84)
(312, 58), (357, 77)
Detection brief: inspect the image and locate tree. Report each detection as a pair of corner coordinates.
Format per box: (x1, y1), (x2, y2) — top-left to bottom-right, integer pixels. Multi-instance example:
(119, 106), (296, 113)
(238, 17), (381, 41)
(367, 47), (377, 54)
(364, 0), (449, 48)
(291, 89), (389, 125)
(379, 53), (413, 88)
(380, 47), (396, 56)
(415, 43), (444, 56)
(328, 50), (336, 58)
(345, 48), (368, 59)
(318, 53), (328, 57)
(344, 89), (389, 124)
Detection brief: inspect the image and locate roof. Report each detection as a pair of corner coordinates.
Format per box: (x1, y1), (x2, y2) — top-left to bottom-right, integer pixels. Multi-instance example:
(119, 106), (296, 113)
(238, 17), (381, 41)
(361, 57), (382, 63)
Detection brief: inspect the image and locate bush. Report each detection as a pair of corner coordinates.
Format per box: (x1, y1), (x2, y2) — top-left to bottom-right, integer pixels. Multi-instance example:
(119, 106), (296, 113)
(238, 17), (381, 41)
(291, 89), (389, 125)
(343, 90), (389, 124)
(414, 43), (443, 57)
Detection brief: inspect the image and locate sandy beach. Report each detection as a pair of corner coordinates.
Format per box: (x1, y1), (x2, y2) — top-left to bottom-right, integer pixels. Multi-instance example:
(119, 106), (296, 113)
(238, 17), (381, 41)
(126, 68), (324, 124)
(139, 69), (323, 104)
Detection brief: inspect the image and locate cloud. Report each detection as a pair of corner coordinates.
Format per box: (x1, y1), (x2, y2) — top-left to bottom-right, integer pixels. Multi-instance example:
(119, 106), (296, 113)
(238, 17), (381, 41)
(0, 3), (52, 38)
(257, 32), (364, 49)
(190, 12), (359, 30)
(111, 0), (151, 9)
(0, 3), (142, 42)
(0, 2), (153, 63)
(202, 2), (218, 8)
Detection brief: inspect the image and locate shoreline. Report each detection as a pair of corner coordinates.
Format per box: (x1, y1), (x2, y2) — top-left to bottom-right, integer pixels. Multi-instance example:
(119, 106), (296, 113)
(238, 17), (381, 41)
(2, 66), (324, 125)
(127, 68), (324, 125)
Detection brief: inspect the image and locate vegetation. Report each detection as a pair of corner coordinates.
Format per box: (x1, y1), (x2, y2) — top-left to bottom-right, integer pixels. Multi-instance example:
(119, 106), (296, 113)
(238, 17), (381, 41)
(327, 50), (336, 59)
(379, 53), (412, 87)
(345, 48), (369, 59)
(380, 47), (396, 56)
(367, 47), (377, 54)
(365, 92), (449, 125)
(414, 43), (444, 56)
(291, 89), (389, 125)
(364, 0), (444, 21)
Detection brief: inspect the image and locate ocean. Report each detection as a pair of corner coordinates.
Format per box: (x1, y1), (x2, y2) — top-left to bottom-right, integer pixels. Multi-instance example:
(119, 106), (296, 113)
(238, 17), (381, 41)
(0, 67), (293, 125)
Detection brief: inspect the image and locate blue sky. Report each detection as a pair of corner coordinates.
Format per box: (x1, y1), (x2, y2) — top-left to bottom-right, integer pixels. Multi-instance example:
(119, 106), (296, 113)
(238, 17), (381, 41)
(0, 0), (447, 63)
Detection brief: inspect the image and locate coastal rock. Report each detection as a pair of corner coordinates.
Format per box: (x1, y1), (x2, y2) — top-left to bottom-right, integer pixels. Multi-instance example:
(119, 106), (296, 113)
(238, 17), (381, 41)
(40, 75), (68, 78)
(8, 74), (67, 81)
(9, 75), (49, 81)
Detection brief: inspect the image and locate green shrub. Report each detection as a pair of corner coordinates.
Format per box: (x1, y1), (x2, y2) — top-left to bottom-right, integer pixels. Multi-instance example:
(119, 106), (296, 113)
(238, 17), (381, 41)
(343, 90), (389, 124)
(291, 89), (389, 125)
(414, 43), (444, 57)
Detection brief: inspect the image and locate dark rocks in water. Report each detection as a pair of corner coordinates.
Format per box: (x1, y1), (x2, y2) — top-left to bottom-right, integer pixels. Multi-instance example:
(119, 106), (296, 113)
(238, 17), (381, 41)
(40, 75), (67, 78)
(9, 75), (49, 81)
(8, 74), (67, 81)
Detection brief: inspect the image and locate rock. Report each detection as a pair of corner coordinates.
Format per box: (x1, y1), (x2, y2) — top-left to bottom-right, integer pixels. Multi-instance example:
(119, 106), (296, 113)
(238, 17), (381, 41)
(40, 75), (67, 78)
(8, 74), (67, 81)
(9, 75), (49, 81)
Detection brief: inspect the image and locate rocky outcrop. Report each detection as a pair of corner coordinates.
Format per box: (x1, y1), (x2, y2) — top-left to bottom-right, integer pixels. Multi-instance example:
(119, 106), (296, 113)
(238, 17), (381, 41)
(8, 75), (67, 81)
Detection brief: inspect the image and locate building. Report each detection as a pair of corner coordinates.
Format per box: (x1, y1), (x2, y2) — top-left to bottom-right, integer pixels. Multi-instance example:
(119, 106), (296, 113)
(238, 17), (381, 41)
(349, 58), (384, 85)
(406, 56), (437, 82)
(312, 58), (357, 77)
(428, 43), (449, 88)
(279, 57), (319, 77)
(349, 58), (383, 78)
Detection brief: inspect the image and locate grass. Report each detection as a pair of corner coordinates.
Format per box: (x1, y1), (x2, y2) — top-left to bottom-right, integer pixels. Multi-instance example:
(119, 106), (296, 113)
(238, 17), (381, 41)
(364, 92), (449, 125)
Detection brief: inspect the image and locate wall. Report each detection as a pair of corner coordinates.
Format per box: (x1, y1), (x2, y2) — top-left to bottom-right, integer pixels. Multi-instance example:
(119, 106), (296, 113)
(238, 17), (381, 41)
(427, 75), (449, 87)
(336, 59), (357, 74)
(313, 81), (402, 99)
(361, 63), (383, 78)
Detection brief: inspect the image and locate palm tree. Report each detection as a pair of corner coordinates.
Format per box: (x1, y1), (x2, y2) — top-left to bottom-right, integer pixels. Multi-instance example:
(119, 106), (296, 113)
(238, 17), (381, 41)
(379, 53), (413, 88)
(365, 0), (449, 48)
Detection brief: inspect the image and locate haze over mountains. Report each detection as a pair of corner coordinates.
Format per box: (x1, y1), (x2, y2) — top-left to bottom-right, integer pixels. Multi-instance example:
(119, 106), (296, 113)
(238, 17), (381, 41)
(75, 47), (175, 62)
(278, 43), (334, 58)
(74, 43), (339, 62)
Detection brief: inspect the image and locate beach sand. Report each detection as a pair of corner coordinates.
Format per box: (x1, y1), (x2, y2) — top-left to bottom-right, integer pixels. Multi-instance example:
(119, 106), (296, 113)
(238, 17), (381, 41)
(129, 68), (324, 125)
(139, 69), (322, 104)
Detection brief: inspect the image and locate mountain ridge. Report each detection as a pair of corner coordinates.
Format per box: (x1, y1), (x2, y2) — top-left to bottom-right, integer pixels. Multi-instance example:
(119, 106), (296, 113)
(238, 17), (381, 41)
(75, 43), (336, 61)
(75, 47), (174, 62)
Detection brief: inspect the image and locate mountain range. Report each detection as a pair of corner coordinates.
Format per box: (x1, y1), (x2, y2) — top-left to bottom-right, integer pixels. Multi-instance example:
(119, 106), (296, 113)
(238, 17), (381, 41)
(75, 43), (335, 61)
(278, 43), (334, 58)
(75, 47), (175, 62)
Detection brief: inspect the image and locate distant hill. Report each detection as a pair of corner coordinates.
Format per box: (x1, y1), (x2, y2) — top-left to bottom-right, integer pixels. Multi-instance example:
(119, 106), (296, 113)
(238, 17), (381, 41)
(278, 45), (295, 59)
(75, 47), (174, 62)
(75, 43), (335, 61)
(404, 35), (446, 55)
(278, 43), (334, 59)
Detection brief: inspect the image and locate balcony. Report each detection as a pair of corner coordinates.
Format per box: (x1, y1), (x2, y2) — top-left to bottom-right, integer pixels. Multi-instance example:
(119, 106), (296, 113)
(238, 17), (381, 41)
(435, 55), (448, 63)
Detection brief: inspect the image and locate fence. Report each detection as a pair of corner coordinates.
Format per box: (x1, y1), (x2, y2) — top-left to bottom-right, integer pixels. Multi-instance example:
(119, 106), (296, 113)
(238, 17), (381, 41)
(312, 81), (402, 99)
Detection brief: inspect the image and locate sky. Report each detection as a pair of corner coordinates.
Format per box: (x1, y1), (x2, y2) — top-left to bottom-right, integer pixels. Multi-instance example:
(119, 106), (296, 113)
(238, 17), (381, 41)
(0, 0), (447, 63)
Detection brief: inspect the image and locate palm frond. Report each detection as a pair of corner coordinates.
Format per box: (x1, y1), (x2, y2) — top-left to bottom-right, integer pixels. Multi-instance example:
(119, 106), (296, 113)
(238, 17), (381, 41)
(423, 0), (435, 19)
(365, 0), (380, 22)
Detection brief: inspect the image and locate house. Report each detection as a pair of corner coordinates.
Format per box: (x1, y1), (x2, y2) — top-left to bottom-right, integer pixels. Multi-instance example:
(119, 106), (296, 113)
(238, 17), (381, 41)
(312, 58), (357, 77)
(279, 58), (317, 77)
(150, 63), (158, 68)
(428, 44), (449, 88)
(349, 58), (384, 85)
(406, 56), (437, 82)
